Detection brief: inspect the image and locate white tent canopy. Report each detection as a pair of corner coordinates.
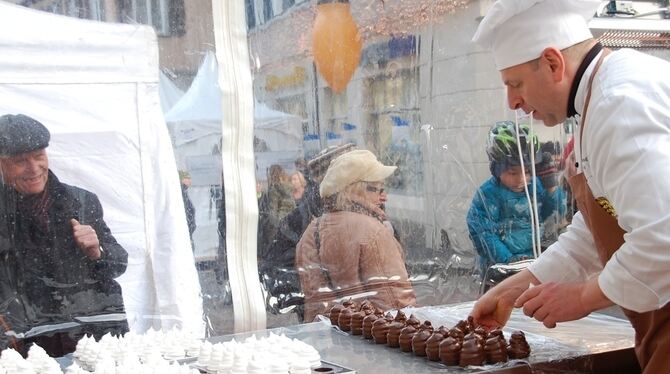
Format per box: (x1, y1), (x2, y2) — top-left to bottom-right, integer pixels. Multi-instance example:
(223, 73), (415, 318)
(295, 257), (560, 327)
(159, 70), (185, 113)
(165, 51), (304, 151)
(0, 3), (204, 335)
(163, 51), (303, 260)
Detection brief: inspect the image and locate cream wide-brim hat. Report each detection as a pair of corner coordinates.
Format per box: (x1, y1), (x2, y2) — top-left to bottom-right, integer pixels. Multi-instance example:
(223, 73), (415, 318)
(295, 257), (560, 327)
(319, 149), (397, 198)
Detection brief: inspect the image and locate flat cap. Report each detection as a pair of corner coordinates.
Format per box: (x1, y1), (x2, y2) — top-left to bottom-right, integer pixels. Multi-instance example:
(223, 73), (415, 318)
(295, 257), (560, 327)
(0, 114), (50, 157)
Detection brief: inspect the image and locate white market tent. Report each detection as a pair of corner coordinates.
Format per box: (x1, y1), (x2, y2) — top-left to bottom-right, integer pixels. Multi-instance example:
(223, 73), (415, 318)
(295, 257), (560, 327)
(164, 51), (303, 260)
(0, 3), (204, 335)
(159, 70), (185, 113)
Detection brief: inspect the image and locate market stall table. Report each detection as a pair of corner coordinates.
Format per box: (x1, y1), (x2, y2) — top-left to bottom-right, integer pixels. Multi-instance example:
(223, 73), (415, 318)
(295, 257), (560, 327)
(210, 301), (637, 373)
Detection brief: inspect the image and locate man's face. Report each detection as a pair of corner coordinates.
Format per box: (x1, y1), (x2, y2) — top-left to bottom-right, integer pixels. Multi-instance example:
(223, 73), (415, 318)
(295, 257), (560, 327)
(0, 149), (49, 196)
(501, 59), (567, 127)
(499, 165), (531, 193)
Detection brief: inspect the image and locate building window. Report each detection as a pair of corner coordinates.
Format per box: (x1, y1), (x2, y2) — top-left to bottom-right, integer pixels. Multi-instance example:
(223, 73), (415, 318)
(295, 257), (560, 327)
(262, 0), (273, 22)
(37, 0), (105, 21)
(245, 0), (256, 29)
(366, 67), (423, 195)
(282, 0), (295, 11)
(276, 94), (308, 135)
(119, 0), (185, 37)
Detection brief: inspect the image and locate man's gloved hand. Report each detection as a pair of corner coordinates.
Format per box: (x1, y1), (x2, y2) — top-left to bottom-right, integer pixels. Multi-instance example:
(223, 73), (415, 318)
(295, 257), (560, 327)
(536, 152), (559, 190)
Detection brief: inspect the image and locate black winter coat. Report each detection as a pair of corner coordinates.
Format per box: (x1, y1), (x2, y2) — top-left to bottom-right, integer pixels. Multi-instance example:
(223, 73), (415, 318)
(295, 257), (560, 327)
(0, 171), (127, 344)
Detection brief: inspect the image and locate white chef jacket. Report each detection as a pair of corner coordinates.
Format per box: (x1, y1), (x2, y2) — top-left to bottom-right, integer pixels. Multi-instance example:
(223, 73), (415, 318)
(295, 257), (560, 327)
(528, 49), (670, 313)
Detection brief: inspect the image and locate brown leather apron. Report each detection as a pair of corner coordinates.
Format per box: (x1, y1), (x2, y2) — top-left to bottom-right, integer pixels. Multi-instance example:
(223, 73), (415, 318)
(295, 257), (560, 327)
(569, 50), (670, 373)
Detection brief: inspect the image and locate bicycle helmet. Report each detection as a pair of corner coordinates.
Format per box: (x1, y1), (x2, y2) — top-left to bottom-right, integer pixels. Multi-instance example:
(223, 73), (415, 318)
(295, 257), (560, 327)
(487, 121), (541, 177)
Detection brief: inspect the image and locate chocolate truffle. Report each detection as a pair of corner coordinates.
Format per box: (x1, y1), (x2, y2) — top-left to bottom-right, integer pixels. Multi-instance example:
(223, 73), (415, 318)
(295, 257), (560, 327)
(448, 327), (465, 342)
(508, 331), (531, 359)
(362, 309), (382, 339)
(329, 304), (344, 326)
(474, 326), (488, 340)
(488, 328), (505, 342)
(386, 311), (407, 348)
(342, 299), (356, 310)
(411, 321), (434, 357)
(351, 308), (370, 336)
(371, 314), (393, 344)
(406, 314), (420, 328)
(464, 331), (484, 346)
(358, 299), (375, 311)
(425, 327), (447, 361)
(467, 316), (476, 332)
(454, 319), (469, 334)
(337, 306), (353, 332)
(485, 336), (508, 364)
(439, 336), (461, 366)
(398, 324), (418, 353)
(459, 337), (485, 367)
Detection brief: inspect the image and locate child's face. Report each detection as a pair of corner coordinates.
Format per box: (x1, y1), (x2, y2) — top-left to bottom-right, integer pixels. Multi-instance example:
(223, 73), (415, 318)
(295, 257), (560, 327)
(500, 165), (531, 192)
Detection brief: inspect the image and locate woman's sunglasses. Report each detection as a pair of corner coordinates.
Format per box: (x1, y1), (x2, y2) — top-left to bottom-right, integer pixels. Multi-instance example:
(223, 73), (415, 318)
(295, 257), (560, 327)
(366, 185), (385, 194)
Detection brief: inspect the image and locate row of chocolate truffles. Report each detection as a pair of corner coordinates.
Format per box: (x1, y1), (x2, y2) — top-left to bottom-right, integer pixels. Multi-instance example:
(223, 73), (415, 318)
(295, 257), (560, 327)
(329, 301), (530, 367)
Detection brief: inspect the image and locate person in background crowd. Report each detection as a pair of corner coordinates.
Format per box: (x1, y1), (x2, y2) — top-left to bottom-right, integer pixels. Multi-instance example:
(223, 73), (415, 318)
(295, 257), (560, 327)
(537, 141), (568, 246)
(296, 150), (416, 321)
(257, 164), (295, 256)
(259, 144), (356, 320)
(559, 137), (578, 223)
(0, 114), (128, 356)
(467, 121), (565, 277)
(290, 171), (307, 203)
(470, 0), (670, 371)
(179, 170), (196, 244)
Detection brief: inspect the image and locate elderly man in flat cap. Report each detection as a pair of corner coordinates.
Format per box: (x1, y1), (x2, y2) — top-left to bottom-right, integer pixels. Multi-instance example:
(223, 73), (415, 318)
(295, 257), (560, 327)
(0, 114), (128, 356)
(469, 0), (670, 371)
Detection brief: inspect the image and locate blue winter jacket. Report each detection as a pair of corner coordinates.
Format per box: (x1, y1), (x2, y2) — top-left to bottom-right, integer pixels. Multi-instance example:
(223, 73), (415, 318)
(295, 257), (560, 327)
(466, 176), (566, 274)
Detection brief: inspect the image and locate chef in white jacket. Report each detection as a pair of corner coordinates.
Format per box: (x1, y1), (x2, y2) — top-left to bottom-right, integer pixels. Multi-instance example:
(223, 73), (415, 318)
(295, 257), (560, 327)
(469, 0), (670, 372)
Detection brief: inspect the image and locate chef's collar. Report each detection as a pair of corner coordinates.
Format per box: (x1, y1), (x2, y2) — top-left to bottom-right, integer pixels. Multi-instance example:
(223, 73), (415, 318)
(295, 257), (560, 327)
(567, 42), (603, 118)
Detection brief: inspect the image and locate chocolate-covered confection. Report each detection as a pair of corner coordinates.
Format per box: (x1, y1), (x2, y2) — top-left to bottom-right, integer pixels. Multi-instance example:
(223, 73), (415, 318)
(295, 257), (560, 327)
(362, 308), (383, 339)
(448, 327), (465, 342)
(508, 331), (531, 359)
(485, 336), (508, 364)
(406, 314), (420, 328)
(488, 328), (505, 342)
(386, 311), (408, 348)
(439, 336), (461, 366)
(358, 299), (372, 311)
(459, 337), (485, 367)
(329, 304), (344, 326)
(371, 314), (392, 344)
(425, 328), (447, 361)
(411, 321), (434, 356)
(474, 326), (488, 340)
(454, 319), (470, 334)
(464, 331), (485, 346)
(342, 298), (356, 310)
(467, 316), (476, 332)
(338, 307), (353, 332)
(398, 324), (418, 352)
(351, 308), (370, 335)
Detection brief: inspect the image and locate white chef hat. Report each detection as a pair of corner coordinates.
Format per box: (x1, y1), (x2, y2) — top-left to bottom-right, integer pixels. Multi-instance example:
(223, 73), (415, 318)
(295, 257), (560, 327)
(472, 0), (601, 70)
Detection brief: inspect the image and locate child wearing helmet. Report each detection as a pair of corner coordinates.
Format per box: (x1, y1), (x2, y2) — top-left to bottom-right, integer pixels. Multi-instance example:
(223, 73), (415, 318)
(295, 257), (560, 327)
(467, 121), (566, 277)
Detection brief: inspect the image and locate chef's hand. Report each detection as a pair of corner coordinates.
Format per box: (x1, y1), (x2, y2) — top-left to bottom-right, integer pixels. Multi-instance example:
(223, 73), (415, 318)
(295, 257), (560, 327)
(71, 219), (101, 260)
(515, 277), (613, 328)
(471, 269), (538, 330)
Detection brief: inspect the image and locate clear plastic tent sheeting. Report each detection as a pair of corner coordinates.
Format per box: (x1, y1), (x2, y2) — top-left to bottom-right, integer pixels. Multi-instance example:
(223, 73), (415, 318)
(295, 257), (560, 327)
(0, 2), (204, 345)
